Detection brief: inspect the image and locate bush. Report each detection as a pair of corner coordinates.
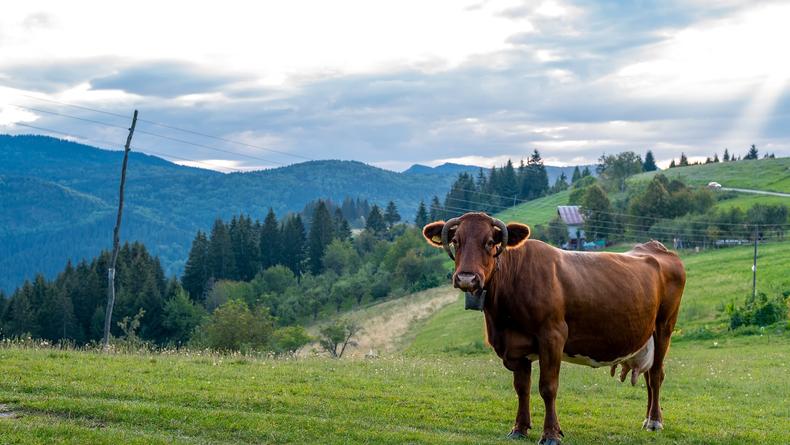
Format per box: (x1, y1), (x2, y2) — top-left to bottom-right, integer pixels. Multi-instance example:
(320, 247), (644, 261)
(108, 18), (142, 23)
(270, 326), (312, 355)
(193, 299), (275, 352)
(725, 292), (788, 330)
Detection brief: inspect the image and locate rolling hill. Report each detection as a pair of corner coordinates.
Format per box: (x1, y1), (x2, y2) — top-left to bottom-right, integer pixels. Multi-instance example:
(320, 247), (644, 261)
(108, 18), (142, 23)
(0, 135), (462, 291)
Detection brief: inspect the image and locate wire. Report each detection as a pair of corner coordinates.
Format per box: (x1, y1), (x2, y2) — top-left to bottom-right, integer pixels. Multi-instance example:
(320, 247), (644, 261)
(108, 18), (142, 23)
(12, 104), (287, 166)
(17, 93), (313, 161)
(11, 122), (244, 173)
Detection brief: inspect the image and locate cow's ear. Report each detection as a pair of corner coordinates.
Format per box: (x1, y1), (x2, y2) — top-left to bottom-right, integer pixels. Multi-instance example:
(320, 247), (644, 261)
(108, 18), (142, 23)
(505, 223), (530, 249)
(422, 221), (446, 247)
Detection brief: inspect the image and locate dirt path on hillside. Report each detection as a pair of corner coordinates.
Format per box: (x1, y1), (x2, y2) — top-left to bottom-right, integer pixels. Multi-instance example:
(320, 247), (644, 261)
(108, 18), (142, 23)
(298, 286), (459, 358)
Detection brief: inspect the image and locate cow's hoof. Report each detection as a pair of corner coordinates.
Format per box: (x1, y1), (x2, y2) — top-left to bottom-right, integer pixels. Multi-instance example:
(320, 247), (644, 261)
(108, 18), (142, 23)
(507, 429), (528, 440)
(538, 438), (561, 445)
(642, 418), (664, 431)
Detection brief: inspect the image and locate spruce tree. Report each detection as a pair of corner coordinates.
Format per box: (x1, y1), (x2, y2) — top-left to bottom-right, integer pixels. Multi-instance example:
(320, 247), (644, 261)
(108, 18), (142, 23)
(308, 201), (335, 274)
(415, 200), (430, 227)
(259, 208), (281, 270)
(571, 166), (582, 183)
(679, 153), (689, 166)
(230, 215), (259, 281)
(643, 150), (658, 171)
(500, 159), (519, 204)
(334, 208), (352, 241)
(723, 148), (730, 161)
(745, 144), (759, 160)
(581, 166), (591, 177)
(429, 196), (443, 221)
(365, 204), (387, 236)
(208, 218), (236, 281)
(713, 153), (720, 163)
(182, 230), (211, 301)
(281, 214), (307, 276)
(384, 201), (401, 227)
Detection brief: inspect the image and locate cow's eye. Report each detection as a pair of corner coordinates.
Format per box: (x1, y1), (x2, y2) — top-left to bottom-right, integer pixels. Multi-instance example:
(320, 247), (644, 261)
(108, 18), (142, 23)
(486, 239), (494, 249)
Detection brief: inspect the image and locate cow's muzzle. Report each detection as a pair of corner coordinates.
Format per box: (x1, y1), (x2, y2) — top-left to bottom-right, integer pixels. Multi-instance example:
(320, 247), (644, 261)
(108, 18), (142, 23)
(453, 272), (480, 292)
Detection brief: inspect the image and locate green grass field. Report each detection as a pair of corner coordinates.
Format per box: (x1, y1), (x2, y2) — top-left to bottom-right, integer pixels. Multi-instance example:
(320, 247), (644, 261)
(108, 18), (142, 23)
(1, 336), (788, 444)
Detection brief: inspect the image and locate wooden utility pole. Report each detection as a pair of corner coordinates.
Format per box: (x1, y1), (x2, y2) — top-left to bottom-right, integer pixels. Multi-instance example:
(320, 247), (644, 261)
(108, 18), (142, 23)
(752, 226), (758, 300)
(103, 110), (138, 349)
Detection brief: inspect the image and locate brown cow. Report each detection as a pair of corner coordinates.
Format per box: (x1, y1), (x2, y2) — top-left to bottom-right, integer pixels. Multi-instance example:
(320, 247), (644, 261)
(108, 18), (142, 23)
(423, 212), (685, 445)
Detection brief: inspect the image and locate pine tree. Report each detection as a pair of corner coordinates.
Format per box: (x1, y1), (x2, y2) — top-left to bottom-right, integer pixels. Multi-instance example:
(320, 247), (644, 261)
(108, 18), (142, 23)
(365, 204), (387, 236)
(308, 201), (335, 274)
(259, 208), (280, 270)
(551, 172), (569, 193)
(429, 196), (443, 221)
(581, 166), (591, 177)
(280, 214), (307, 276)
(520, 150), (549, 200)
(383, 201), (401, 227)
(208, 218), (236, 281)
(415, 200), (430, 227)
(571, 166), (582, 183)
(745, 144), (759, 160)
(230, 215), (259, 281)
(444, 173), (477, 217)
(713, 153), (720, 163)
(500, 159), (519, 204)
(182, 230), (211, 301)
(723, 148), (730, 161)
(643, 150), (658, 171)
(679, 153), (689, 166)
(334, 208), (352, 241)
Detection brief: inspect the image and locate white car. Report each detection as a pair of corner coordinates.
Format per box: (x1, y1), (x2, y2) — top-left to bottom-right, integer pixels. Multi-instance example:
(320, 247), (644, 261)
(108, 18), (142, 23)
(707, 181), (722, 189)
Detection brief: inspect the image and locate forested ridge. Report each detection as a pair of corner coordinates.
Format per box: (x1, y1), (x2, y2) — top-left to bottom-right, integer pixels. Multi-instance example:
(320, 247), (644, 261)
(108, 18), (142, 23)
(0, 199), (446, 352)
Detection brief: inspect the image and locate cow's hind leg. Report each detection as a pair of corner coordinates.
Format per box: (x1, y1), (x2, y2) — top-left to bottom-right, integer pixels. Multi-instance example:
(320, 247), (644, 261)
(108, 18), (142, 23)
(644, 327), (671, 431)
(505, 358), (533, 439)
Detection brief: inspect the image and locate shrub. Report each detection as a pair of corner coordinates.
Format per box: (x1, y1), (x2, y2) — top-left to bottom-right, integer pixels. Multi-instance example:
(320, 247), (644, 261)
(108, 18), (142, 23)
(725, 292), (788, 330)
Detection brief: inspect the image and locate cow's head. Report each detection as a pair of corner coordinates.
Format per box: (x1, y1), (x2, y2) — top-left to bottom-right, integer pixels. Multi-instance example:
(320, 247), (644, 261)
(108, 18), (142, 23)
(423, 212), (530, 293)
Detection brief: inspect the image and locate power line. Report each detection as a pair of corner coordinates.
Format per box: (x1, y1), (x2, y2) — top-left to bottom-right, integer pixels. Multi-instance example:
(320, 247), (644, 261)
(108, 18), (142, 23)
(12, 104), (287, 166)
(17, 93), (313, 161)
(11, 122), (244, 173)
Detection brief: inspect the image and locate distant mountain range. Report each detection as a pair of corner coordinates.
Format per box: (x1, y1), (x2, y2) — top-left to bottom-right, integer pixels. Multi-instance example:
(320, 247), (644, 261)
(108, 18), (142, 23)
(0, 134), (592, 291)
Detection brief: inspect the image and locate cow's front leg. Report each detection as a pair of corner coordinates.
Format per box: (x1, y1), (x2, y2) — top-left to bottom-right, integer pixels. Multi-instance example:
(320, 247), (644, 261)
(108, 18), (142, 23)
(505, 358), (533, 439)
(538, 330), (565, 445)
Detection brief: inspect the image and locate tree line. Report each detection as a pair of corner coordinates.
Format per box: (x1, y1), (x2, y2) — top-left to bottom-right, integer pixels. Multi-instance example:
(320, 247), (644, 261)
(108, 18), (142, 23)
(1, 199), (447, 353)
(421, 150), (577, 220)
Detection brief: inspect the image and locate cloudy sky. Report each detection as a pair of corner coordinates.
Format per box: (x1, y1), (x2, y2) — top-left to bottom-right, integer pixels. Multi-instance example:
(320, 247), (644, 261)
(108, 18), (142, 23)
(1, 0), (788, 172)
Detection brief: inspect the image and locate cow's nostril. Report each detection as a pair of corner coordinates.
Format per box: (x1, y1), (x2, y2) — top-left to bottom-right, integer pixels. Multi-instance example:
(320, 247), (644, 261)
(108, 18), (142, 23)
(454, 272), (479, 290)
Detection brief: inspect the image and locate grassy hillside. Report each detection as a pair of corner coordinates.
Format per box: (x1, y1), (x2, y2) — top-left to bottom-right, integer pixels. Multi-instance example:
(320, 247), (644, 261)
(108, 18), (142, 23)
(0, 335), (787, 444)
(406, 240), (790, 355)
(494, 189), (571, 226)
(629, 157), (790, 193)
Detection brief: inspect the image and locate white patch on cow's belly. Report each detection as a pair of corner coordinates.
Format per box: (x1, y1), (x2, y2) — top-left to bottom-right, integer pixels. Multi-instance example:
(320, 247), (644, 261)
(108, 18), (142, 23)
(526, 337), (655, 370)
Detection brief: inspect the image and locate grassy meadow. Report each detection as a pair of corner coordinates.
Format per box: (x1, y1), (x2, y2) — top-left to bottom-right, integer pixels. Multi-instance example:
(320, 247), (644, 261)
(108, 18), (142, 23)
(0, 335), (788, 445)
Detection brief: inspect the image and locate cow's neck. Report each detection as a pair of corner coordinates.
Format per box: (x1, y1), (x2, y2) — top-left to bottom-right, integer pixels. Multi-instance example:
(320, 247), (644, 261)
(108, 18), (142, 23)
(484, 244), (529, 315)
